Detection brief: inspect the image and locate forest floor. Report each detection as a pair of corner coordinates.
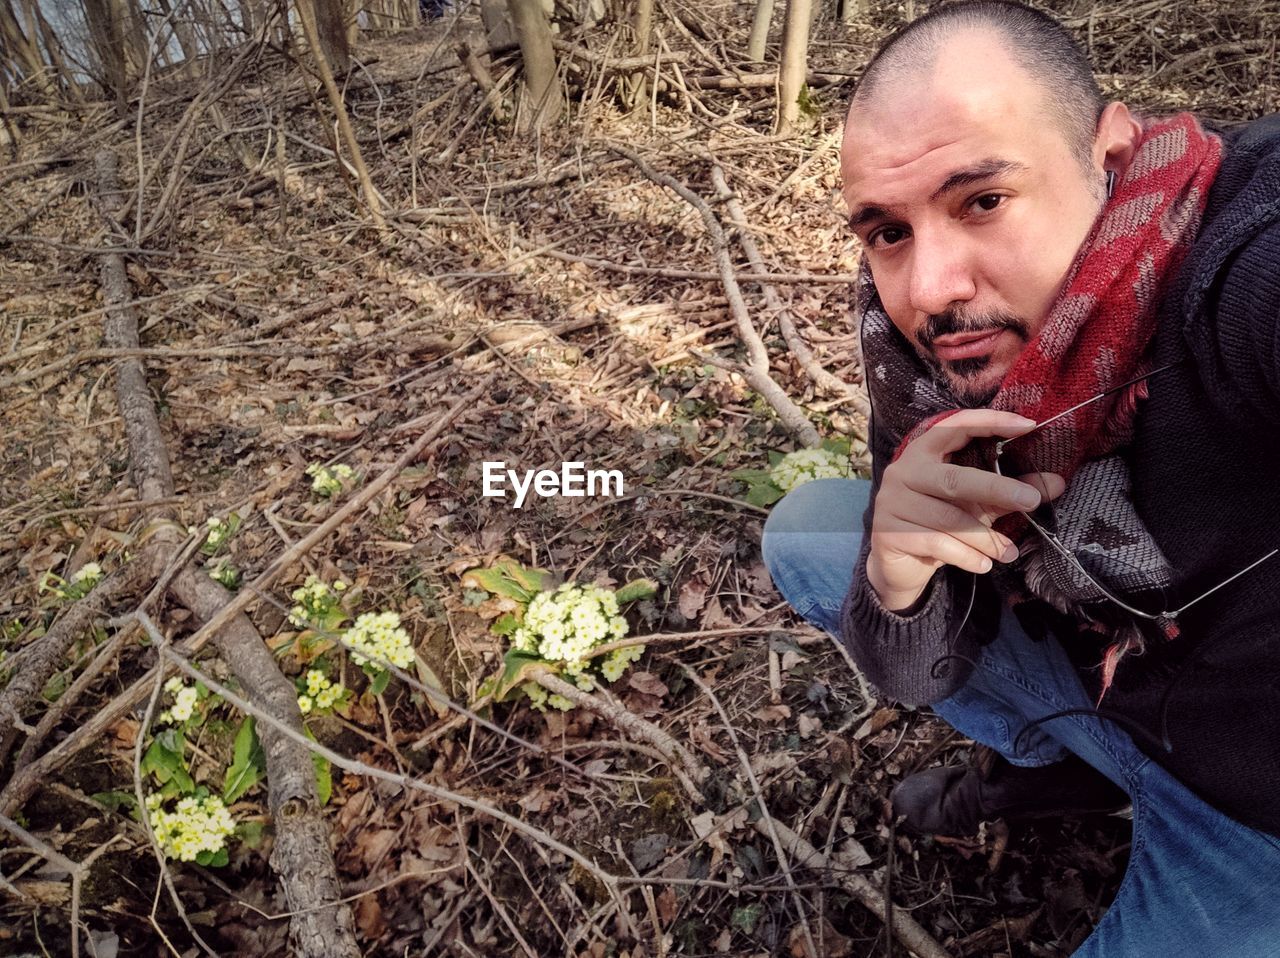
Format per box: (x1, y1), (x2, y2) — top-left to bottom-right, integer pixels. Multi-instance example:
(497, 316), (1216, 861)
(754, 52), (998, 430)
(1, 1), (1277, 956)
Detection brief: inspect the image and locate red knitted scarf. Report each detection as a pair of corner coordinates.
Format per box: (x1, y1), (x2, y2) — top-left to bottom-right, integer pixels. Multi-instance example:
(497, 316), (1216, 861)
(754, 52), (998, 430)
(863, 112), (1223, 699)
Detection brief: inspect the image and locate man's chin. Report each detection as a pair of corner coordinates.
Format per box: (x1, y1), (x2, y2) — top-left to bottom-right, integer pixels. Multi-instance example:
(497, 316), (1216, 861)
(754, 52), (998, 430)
(944, 366), (1004, 408)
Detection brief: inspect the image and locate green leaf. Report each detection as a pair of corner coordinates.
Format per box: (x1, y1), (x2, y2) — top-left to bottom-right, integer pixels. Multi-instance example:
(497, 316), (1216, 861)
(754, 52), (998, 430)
(222, 717), (265, 804)
(730, 903), (763, 935)
(491, 613), (521, 636)
(236, 820), (265, 849)
(820, 436), (852, 458)
(766, 450), (786, 467)
(369, 668), (391, 696)
(503, 559), (550, 596)
(306, 727), (332, 805)
(461, 558), (549, 603)
(90, 790), (137, 813)
(745, 481), (784, 508)
(142, 735), (195, 793)
(195, 846), (229, 867)
(493, 649), (550, 703)
(615, 578), (659, 605)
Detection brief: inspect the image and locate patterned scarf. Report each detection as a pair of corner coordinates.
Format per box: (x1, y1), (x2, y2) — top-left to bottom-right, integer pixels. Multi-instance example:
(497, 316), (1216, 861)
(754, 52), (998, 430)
(857, 113), (1223, 700)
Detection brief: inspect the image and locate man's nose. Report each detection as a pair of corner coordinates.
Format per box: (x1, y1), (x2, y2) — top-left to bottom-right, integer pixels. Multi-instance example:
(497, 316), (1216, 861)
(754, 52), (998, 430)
(907, 235), (977, 316)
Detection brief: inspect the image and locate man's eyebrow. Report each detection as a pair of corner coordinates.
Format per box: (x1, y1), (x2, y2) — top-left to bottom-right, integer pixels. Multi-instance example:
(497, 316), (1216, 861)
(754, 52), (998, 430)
(846, 158), (1030, 231)
(930, 158), (1029, 202)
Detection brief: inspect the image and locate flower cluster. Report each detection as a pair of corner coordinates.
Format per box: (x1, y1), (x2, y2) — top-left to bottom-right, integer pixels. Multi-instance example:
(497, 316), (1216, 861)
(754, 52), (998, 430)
(343, 611), (414, 670)
(288, 575), (347, 629)
(511, 584), (628, 674)
(770, 447), (852, 493)
(307, 463), (355, 498)
(521, 681), (575, 712)
(157, 677), (200, 726)
(207, 560), (240, 590)
(202, 516), (232, 552)
(145, 793), (235, 862)
(600, 644), (645, 681)
(40, 563), (104, 601)
(297, 668), (346, 714)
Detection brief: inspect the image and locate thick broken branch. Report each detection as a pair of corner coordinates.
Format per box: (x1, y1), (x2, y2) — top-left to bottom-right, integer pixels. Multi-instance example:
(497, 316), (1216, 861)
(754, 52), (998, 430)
(710, 165), (871, 428)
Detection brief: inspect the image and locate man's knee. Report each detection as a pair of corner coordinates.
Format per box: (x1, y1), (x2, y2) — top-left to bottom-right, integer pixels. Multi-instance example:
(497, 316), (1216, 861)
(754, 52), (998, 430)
(761, 477), (870, 593)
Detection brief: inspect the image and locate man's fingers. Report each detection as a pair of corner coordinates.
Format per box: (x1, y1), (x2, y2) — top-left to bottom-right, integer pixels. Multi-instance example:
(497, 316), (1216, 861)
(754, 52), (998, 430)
(880, 517), (1007, 575)
(889, 491), (1021, 565)
(911, 409), (1038, 458)
(1014, 472), (1066, 502)
(902, 460), (1046, 515)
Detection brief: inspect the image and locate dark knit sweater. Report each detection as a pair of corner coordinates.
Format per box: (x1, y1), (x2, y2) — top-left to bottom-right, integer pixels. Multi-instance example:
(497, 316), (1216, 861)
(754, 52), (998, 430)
(840, 112), (1280, 838)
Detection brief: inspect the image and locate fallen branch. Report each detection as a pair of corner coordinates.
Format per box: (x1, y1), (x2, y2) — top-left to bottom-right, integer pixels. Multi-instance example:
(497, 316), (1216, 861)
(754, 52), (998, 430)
(532, 670), (711, 794)
(765, 819), (954, 958)
(710, 164), (871, 426)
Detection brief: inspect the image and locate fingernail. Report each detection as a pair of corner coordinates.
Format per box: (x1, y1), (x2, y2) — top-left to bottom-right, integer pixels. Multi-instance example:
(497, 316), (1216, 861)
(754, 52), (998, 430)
(1016, 487), (1041, 508)
(1001, 544), (1020, 562)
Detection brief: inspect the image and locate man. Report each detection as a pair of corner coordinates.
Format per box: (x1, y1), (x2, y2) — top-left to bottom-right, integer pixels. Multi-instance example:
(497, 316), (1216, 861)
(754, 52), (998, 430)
(762, 1), (1280, 954)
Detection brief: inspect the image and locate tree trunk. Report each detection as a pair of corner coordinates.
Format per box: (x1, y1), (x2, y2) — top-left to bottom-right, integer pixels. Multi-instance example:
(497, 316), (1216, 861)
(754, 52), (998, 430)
(775, 0), (812, 134)
(155, 0), (204, 78)
(82, 0), (129, 110)
(506, 0), (562, 131)
(480, 0), (515, 47)
(0, 0), (50, 97)
(746, 0), (774, 62)
(292, 0), (385, 227)
(311, 0), (351, 75)
(840, 0), (864, 25)
(624, 0), (653, 107)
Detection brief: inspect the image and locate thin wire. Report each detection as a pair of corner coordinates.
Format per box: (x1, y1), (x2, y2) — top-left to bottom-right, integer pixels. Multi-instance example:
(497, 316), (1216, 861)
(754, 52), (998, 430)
(993, 356), (1277, 622)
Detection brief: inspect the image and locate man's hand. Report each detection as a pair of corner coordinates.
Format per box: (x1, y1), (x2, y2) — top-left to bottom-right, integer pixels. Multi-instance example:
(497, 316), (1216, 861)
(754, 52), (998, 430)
(866, 410), (1066, 612)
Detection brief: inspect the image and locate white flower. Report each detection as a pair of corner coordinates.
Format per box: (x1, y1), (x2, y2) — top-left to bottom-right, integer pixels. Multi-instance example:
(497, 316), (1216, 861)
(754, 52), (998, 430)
(307, 463), (356, 498)
(288, 575), (344, 629)
(71, 563), (102, 585)
(515, 583), (634, 674)
(770, 447), (852, 493)
(146, 793), (236, 862)
(343, 611), (414, 670)
(170, 686), (199, 723)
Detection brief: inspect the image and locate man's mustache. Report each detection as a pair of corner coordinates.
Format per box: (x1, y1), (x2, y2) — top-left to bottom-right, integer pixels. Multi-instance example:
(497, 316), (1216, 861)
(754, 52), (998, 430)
(916, 308), (1030, 353)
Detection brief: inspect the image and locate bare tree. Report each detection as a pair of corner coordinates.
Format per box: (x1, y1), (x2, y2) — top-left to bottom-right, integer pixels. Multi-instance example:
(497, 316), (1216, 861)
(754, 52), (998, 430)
(747, 0), (774, 62)
(506, 0), (562, 130)
(292, 0), (386, 226)
(311, 0), (352, 75)
(775, 0), (811, 134)
(0, 0), (59, 99)
(81, 0), (130, 108)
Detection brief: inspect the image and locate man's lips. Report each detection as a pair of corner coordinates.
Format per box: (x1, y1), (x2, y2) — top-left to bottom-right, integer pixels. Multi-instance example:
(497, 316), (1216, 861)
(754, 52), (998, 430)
(931, 328), (1004, 361)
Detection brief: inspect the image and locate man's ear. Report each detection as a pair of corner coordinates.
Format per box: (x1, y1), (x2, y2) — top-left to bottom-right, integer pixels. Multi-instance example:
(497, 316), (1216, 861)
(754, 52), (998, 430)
(1095, 102), (1143, 177)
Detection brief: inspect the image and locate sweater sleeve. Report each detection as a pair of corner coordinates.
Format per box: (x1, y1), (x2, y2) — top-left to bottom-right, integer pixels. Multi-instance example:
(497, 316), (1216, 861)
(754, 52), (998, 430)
(1211, 218), (1280, 421)
(837, 393), (1003, 706)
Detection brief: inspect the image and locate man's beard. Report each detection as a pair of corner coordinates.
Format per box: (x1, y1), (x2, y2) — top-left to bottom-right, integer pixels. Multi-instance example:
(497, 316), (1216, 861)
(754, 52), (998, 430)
(915, 306), (1030, 408)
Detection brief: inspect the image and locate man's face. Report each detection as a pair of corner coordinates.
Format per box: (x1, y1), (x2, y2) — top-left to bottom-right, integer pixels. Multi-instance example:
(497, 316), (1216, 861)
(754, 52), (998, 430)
(841, 31), (1108, 406)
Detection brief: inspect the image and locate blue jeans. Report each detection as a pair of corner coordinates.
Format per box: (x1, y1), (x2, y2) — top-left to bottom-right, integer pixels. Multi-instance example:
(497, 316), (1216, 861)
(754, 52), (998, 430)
(761, 478), (1280, 957)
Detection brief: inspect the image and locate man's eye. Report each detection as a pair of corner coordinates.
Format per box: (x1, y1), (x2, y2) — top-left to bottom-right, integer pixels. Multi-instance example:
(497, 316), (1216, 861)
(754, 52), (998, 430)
(869, 226), (907, 248)
(973, 193), (1004, 212)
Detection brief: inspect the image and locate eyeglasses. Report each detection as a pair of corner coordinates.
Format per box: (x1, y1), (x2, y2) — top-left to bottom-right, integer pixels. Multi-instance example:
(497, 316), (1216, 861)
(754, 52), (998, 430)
(992, 360), (1278, 631)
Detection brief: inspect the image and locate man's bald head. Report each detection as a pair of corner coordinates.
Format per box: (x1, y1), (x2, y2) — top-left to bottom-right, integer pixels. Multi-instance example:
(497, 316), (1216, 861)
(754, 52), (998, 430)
(852, 1), (1105, 175)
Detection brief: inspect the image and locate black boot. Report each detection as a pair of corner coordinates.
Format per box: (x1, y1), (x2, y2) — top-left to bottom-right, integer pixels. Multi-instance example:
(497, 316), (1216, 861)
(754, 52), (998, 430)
(890, 750), (1131, 837)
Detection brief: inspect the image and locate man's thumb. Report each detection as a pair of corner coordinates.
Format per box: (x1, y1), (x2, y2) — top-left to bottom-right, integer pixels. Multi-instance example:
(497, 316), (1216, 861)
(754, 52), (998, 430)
(1016, 472), (1067, 503)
